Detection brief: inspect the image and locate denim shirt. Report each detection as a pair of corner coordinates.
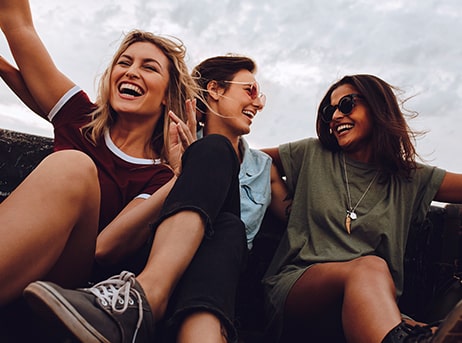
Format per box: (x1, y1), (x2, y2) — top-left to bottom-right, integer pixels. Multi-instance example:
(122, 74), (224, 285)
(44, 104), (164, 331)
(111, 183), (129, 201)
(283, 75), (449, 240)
(197, 130), (272, 249)
(239, 138), (272, 249)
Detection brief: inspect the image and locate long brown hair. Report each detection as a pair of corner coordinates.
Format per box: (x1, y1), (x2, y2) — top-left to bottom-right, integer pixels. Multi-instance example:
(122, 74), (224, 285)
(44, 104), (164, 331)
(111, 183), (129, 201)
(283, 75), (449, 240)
(316, 74), (421, 178)
(83, 29), (197, 162)
(191, 54), (257, 124)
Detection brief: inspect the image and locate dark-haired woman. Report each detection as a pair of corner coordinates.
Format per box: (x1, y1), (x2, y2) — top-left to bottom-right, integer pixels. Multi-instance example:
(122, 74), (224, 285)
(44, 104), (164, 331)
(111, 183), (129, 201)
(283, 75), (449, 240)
(262, 74), (462, 343)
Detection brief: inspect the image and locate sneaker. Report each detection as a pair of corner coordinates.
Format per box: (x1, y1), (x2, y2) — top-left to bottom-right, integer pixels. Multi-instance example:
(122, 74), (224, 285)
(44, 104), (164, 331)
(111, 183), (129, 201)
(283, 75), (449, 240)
(383, 321), (433, 343)
(384, 301), (462, 343)
(23, 271), (155, 343)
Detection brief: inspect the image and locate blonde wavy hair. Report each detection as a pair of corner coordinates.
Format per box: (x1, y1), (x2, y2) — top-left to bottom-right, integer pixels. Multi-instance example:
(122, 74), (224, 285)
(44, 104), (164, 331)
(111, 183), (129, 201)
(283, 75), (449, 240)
(83, 29), (198, 162)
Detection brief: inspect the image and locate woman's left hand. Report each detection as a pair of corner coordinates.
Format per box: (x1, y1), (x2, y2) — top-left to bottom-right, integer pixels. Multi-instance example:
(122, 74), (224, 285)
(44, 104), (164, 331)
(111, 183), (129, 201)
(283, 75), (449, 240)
(168, 98), (197, 174)
(169, 98), (197, 147)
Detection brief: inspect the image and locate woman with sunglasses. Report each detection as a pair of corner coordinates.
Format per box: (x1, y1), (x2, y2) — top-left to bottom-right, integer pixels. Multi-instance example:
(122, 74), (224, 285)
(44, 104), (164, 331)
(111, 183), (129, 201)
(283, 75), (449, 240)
(152, 55), (286, 343)
(192, 55), (289, 250)
(261, 74), (462, 343)
(142, 54), (289, 342)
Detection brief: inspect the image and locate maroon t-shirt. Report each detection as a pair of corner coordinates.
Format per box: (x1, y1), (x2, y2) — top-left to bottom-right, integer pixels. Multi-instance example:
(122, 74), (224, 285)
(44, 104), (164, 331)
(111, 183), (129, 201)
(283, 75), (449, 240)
(49, 87), (173, 232)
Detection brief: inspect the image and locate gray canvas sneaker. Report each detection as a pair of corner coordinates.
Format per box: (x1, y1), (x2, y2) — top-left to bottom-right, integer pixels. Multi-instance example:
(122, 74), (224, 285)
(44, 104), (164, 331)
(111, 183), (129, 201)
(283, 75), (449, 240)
(23, 271), (155, 343)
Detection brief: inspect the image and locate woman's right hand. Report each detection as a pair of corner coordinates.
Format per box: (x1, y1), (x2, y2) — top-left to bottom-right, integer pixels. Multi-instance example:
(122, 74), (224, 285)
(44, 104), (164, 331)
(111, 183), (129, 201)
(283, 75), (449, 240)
(0, 0), (75, 115)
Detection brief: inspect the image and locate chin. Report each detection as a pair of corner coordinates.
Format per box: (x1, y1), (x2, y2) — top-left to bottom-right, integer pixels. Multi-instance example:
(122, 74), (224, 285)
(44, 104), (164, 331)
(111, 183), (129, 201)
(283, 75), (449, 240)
(241, 125), (251, 134)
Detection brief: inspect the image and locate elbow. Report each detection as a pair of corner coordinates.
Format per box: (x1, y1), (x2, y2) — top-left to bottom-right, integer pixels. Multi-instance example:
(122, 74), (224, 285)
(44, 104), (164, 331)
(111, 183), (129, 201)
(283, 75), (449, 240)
(94, 248), (111, 267)
(94, 243), (122, 267)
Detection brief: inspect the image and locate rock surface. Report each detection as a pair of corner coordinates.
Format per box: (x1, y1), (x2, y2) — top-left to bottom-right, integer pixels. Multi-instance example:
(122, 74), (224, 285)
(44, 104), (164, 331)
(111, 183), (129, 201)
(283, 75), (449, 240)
(0, 129), (53, 202)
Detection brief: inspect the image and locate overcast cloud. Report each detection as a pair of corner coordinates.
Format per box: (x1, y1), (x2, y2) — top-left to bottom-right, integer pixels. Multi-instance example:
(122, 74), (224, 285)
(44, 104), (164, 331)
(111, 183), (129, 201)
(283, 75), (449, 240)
(1, 0), (461, 171)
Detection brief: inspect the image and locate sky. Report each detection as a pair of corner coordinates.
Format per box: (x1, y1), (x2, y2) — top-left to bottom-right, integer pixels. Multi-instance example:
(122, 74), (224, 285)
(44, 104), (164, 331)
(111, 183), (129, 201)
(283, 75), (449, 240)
(1, 0), (462, 172)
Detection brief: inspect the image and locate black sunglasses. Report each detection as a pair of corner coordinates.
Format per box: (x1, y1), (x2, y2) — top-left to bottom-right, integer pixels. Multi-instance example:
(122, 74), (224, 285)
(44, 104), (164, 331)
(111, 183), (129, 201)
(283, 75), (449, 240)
(321, 93), (363, 123)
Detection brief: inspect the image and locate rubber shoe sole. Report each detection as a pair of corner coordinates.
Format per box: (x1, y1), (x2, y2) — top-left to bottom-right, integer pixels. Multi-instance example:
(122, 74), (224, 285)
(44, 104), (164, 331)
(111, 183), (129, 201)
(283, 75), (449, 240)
(24, 281), (110, 343)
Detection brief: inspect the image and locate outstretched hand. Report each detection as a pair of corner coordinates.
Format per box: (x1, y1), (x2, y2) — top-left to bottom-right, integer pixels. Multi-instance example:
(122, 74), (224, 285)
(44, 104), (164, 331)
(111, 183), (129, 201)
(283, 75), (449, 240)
(168, 98), (197, 175)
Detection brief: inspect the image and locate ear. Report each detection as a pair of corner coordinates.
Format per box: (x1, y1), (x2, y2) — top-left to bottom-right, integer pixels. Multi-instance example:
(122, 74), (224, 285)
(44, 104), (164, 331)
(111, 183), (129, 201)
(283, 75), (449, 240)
(161, 92), (168, 106)
(207, 80), (222, 101)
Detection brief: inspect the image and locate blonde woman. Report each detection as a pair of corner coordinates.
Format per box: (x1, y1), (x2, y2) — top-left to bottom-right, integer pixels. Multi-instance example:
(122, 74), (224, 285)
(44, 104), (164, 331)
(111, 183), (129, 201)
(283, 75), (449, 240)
(0, 0), (196, 322)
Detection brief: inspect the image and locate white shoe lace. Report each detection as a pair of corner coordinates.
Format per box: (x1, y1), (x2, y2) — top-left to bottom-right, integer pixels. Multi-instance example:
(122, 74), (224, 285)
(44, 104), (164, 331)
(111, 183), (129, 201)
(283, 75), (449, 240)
(85, 271), (144, 343)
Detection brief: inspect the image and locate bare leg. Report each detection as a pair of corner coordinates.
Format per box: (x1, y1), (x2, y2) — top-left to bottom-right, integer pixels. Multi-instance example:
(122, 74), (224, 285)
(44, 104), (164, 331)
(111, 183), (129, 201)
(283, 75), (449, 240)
(177, 311), (227, 343)
(15, 135), (241, 343)
(284, 256), (402, 343)
(135, 135), (242, 340)
(136, 210), (205, 320)
(0, 150), (100, 305)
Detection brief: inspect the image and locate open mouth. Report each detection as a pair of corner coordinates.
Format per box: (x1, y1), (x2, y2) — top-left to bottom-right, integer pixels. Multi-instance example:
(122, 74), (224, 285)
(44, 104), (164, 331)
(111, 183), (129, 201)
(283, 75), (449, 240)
(336, 123), (354, 134)
(119, 83), (144, 97)
(242, 110), (255, 119)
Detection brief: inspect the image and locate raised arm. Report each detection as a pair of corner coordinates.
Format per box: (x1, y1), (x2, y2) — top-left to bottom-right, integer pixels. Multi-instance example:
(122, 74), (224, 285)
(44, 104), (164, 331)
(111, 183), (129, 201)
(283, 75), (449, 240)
(0, 0), (75, 114)
(0, 55), (45, 117)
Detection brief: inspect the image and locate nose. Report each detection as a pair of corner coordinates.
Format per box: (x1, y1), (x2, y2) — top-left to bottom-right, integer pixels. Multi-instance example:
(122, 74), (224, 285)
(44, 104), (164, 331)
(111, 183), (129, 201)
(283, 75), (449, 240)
(254, 94), (266, 111)
(331, 106), (343, 121)
(125, 66), (139, 79)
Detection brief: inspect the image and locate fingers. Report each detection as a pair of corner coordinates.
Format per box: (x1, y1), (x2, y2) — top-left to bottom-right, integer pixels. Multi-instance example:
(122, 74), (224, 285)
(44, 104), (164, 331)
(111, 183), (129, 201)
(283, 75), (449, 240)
(168, 98), (198, 149)
(168, 120), (180, 145)
(186, 98), (197, 140)
(167, 122), (182, 175)
(167, 97), (197, 175)
(169, 111), (191, 145)
(174, 118), (193, 149)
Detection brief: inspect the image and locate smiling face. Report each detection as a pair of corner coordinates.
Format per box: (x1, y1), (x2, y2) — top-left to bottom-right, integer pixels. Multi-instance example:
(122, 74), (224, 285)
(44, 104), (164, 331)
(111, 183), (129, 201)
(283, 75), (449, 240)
(109, 41), (170, 121)
(329, 84), (374, 162)
(204, 69), (265, 140)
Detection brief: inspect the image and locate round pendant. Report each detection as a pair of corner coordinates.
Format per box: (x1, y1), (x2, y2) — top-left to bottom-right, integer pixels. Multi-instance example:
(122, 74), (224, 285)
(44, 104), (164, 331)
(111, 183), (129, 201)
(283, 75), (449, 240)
(350, 212), (357, 220)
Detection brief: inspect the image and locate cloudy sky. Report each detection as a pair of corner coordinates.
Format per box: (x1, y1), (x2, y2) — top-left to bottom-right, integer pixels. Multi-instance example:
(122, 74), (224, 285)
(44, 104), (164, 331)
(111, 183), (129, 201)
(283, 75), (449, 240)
(1, 0), (461, 172)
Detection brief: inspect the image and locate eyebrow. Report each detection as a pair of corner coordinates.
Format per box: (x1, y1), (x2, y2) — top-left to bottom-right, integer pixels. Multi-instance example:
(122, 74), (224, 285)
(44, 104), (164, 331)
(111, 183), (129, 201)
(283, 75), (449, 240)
(119, 54), (164, 71)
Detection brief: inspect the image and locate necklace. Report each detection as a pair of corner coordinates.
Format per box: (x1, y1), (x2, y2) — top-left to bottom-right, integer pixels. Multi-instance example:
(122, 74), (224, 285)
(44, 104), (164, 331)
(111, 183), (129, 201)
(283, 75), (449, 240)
(342, 153), (378, 234)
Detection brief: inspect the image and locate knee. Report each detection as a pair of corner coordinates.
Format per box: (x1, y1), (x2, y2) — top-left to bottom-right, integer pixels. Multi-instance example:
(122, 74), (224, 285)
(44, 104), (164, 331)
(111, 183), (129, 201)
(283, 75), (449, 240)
(47, 150), (97, 178)
(42, 150), (99, 194)
(348, 256), (393, 284)
(180, 135), (239, 184)
(200, 134), (233, 151)
(354, 255), (389, 271)
(190, 134), (236, 162)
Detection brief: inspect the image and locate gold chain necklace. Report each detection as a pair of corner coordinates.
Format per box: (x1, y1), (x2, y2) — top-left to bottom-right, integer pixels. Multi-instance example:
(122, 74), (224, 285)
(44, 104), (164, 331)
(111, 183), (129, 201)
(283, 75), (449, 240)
(342, 153), (378, 234)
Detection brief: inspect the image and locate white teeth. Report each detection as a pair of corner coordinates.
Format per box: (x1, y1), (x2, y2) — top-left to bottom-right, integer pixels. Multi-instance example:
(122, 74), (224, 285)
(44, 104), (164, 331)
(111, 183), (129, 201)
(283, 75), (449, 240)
(336, 124), (353, 133)
(119, 83), (143, 96)
(243, 110), (254, 119)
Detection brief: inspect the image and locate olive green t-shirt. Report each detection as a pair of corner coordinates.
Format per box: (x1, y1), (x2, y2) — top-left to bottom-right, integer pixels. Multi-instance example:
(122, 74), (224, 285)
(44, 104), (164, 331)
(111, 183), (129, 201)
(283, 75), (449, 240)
(262, 138), (446, 337)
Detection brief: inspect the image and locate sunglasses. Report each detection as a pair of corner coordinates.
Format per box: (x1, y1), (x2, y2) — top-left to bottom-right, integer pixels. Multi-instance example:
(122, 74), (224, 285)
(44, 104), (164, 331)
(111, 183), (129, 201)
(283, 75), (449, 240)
(223, 80), (266, 106)
(321, 93), (363, 123)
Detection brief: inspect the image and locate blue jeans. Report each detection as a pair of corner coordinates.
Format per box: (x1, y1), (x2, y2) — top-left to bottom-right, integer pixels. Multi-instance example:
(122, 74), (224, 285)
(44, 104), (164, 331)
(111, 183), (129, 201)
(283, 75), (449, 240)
(156, 134), (247, 343)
